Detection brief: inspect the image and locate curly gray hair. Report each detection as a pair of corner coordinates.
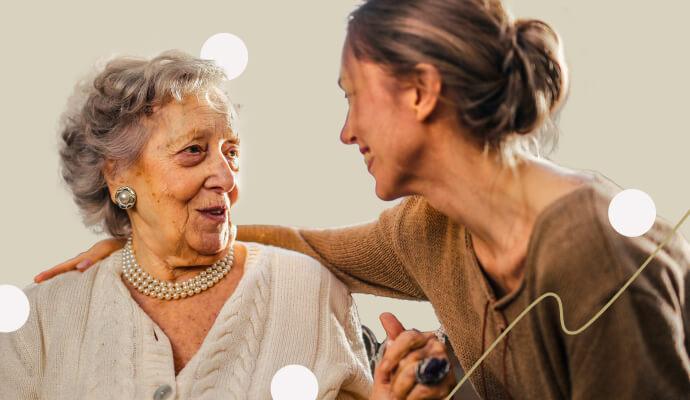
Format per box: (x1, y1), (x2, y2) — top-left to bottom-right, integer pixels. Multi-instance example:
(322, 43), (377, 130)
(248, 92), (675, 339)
(59, 50), (234, 238)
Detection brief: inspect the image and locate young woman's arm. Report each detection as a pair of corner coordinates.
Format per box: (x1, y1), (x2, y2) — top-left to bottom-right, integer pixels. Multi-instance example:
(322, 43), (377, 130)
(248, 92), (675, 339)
(36, 198), (427, 300)
(34, 238), (125, 283)
(237, 217), (425, 300)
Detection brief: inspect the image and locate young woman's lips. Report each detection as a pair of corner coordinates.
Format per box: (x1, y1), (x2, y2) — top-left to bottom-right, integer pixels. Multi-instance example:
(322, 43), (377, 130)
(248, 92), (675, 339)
(365, 156), (374, 172)
(197, 207), (228, 223)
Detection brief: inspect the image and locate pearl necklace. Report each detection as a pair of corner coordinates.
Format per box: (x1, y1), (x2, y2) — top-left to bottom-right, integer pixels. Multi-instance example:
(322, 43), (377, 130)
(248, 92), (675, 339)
(121, 237), (234, 300)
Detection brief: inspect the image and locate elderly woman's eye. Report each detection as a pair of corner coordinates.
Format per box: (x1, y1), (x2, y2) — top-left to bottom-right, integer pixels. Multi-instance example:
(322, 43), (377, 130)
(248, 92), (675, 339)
(225, 148), (240, 169)
(183, 145), (205, 154)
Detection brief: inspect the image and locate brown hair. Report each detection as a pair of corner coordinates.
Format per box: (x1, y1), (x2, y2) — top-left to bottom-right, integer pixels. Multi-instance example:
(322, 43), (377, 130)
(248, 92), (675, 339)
(347, 0), (567, 160)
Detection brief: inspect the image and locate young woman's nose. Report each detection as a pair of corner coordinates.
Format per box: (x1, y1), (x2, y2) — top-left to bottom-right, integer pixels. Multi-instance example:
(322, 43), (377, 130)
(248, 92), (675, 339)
(339, 117), (357, 145)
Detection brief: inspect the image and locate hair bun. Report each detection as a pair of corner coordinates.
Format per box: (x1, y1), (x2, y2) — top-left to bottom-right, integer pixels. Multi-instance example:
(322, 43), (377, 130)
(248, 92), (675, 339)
(499, 18), (567, 136)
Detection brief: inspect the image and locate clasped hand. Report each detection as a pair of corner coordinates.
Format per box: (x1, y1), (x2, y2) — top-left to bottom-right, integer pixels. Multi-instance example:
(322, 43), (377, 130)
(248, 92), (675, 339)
(371, 313), (456, 400)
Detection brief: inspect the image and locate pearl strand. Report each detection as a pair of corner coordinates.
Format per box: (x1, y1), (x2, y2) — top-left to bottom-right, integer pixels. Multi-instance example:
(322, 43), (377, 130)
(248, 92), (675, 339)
(121, 237), (234, 300)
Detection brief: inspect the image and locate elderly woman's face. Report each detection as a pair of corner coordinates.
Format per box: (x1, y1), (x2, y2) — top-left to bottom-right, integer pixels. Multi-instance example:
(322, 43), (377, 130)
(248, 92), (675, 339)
(116, 95), (239, 258)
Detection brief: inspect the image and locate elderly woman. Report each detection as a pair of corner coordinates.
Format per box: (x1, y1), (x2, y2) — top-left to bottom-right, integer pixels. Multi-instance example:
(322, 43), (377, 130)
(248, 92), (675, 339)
(0, 51), (383, 400)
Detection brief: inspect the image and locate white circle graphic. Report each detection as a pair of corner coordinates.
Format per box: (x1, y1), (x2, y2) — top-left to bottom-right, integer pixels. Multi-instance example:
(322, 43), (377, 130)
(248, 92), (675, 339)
(200, 33), (249, 80)
(270, 364), (319, 400)
(608, 189), (656, 237)
(0, 285), (30, 333)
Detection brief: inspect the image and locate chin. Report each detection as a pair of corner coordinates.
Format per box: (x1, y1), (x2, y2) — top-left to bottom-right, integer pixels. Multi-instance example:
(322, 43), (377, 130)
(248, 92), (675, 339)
(373, 168), (414, 201)
(374, 180), (403, 202)
(189, 231), (230, 255)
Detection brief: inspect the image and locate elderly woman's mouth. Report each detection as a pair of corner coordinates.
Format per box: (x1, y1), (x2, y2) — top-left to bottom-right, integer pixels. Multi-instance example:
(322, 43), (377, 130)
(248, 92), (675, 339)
(197, 206), (228, 222)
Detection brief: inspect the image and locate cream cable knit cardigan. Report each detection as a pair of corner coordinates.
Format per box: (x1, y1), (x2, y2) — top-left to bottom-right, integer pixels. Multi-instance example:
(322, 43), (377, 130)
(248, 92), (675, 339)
(0, 242), (373, 399)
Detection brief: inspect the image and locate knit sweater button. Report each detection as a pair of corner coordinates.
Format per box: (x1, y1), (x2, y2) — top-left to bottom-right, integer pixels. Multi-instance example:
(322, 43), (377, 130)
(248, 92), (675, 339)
(153, 384), (173, 400)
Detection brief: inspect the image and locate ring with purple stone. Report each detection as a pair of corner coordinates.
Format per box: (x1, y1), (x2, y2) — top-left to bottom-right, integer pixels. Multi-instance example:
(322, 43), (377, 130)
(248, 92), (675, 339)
(415, 357), (451, 386)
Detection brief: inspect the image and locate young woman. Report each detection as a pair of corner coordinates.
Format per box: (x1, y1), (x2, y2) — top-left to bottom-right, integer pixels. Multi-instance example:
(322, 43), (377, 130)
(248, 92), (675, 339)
(37, 0), (690, 398)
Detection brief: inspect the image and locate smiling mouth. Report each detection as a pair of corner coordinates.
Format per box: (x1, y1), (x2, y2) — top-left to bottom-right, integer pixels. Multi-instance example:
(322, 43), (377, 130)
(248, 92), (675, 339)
(197, 206), (228, 222)
(360, 146), (372, 167)
(363, 154), (373, 171)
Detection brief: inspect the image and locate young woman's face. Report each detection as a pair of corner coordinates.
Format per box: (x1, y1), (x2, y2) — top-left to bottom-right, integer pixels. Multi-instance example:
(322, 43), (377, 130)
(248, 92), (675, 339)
(338, 42), (428, 201)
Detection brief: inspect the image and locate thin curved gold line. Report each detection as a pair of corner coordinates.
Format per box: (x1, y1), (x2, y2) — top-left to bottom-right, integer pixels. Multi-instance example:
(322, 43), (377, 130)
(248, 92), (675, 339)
(445, 209), (690, 399)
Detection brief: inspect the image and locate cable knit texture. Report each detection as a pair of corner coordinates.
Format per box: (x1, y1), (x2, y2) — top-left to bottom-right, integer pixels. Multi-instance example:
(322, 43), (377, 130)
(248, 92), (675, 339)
(0, 242), (373, 400)
(237, 172), (690, 400)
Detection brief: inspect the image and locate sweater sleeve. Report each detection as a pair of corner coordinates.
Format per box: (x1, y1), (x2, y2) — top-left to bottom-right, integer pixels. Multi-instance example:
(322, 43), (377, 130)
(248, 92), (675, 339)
(0, 285), (43, 399)
(237, 198), (427, 300)
(334, 297), (375, 400)
(566, 287), (690, 399)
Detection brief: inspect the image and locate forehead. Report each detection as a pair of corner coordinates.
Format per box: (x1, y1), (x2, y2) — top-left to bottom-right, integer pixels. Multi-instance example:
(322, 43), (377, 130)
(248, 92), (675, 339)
(339, 43), (397, 92)
(339, 43), (359, 85)
(151, 95), (237, 143)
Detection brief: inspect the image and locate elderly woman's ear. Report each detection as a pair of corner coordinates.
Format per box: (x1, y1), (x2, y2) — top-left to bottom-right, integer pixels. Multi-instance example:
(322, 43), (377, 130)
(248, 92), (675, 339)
(103, 160), (137, 209)
(103, 159), (122, 195)
(31, 159), (133, 283)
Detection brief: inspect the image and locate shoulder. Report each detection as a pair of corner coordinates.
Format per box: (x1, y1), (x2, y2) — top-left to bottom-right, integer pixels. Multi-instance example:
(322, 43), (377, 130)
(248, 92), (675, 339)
(0, 250), (120, 365)
(244, 242), (358, 340)
(244, 241), (351, 298)
(528, 173), (689, 321)
(384, 196), (461, 258)
(25, 264), (94, 309)
(23, 251), (121, 332)
(27, 250), (120, 301)
(391, 195), (453, 231)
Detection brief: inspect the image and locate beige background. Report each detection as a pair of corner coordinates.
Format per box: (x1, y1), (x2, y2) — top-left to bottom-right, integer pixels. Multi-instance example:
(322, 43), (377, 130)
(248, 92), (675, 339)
(1, 0), (689, 341)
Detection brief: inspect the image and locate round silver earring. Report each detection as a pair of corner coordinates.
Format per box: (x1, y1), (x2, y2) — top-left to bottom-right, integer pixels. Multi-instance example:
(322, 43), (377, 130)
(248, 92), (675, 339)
(114, 186), (137, 209)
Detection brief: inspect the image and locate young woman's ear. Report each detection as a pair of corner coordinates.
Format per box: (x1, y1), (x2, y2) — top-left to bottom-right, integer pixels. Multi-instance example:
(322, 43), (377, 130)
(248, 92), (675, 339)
(412, 63), (443, 122)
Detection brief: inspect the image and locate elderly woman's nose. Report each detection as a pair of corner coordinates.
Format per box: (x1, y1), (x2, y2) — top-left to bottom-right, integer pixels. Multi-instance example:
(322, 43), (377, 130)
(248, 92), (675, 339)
(204, 152), (236, 193)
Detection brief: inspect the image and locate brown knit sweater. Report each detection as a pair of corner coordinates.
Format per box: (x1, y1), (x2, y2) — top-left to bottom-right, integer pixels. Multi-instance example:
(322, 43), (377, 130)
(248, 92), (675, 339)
(238, 173), (690, 400)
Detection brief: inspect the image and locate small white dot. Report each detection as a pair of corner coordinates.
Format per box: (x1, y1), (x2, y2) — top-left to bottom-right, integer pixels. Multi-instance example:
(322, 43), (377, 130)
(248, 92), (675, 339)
(608, 189), (656, 237)
(270, 364), (318, 400)
(200, 33), (249, 81)
(0, 285), (30, 333)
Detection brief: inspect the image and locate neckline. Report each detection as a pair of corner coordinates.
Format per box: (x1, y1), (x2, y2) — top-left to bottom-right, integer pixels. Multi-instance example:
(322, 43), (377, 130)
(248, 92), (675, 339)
(175, 241), (263, 379)
(106, 241), (263, 380)
(465, 172), (601, 309)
